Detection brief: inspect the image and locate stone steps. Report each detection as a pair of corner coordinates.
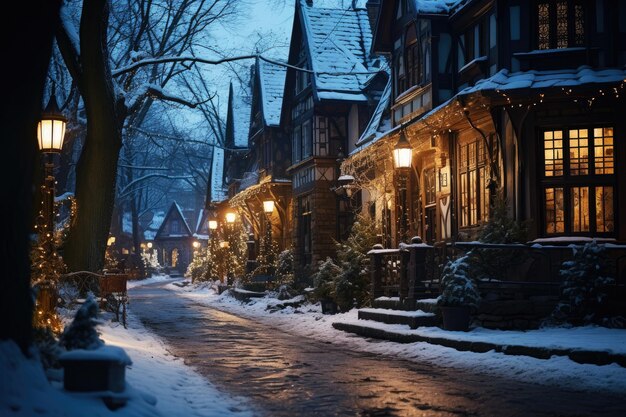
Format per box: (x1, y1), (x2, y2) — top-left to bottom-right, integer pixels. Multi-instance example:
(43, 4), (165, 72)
(358, 308), (438, 329)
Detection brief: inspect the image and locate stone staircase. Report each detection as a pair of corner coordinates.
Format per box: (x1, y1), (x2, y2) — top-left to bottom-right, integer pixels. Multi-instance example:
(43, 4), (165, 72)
(333, 297), (442, 337)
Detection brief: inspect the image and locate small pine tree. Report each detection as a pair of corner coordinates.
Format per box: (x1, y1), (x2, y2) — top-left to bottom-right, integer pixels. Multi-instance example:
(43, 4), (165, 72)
(551, 242), (623, 327)
(437, 254), (481, 309)
(59, 295), (104, 350)
(312, 257), (341, 301)
(250, 232), (279, 284)
(333, 215), (380, 311)
(275, 248), (295, 287)
(221, 221), (248, 284)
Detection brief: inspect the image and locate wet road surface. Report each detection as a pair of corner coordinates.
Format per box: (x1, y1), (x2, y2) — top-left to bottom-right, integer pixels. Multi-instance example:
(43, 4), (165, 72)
(130, 282), (626, 417)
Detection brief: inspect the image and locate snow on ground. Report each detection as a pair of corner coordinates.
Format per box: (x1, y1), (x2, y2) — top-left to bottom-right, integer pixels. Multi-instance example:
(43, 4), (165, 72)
(100, 311), (253, 417)
(163, 278), (626, 394)
(126, 273), (172, 289)
(1, 295), (252, 417)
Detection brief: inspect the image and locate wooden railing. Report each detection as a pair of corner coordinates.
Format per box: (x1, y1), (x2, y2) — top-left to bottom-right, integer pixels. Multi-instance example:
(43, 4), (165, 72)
(369, 240), (626, 310)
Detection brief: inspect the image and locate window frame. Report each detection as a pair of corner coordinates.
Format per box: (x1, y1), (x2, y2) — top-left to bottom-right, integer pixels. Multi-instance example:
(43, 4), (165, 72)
(539, 126), (616, 236)
(457, 138), (490, 228)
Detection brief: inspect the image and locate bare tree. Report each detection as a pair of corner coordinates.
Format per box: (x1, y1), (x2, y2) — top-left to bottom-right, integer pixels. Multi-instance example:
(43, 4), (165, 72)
(55, 0), (241, 272)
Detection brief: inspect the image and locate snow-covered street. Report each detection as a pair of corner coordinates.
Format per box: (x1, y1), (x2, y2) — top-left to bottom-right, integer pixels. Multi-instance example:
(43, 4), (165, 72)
(126, 277), (626, 416)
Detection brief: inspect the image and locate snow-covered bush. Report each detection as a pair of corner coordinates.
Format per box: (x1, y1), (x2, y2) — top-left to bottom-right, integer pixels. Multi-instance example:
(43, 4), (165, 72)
(312, 257), (341, 301)
(59, 295), (103, 351)
(437, 254), (481, 309)
(274, 248), (295, 287)
(550, 242), (624, 328)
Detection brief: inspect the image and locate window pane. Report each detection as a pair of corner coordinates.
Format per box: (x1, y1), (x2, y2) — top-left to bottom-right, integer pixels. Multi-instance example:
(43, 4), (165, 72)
(571, 186), (589, 232)
(594, 127), (614, 174)
(460, 173), (468, 227)
(469, 170), (477, 225)
(538, 3), (551, 49)
(574, 3), (585, 46)
(596, 186), (614, 233)
(569, 129), (588, 175)
(556, 2), (569, 48)
(544, 130), (564, 176)
(545, 187), (564, 234)
(479, 167), (489, 222)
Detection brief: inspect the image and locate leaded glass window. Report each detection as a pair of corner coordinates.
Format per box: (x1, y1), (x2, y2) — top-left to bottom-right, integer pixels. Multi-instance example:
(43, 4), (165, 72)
(537, 0), (585, 50)
(541, 126), (616, 236)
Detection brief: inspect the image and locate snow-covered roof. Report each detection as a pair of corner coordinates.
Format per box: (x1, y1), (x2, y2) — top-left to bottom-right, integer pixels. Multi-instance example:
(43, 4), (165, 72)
(458, 66), (626, 95)
(356, 75), (392, 147)
(155, 202), (193, 239)
(258, 60), (287, 127)
(211, 146), (226, 202)
(300, 1), (378, 102)
(232, 88), (251, 148)
(413, 0), (466, 14)
(351, 66), (626, 155)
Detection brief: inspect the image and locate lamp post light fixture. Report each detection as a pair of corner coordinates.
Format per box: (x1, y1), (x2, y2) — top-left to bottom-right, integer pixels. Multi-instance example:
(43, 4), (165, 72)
(208, 219), (218, 230)
(262, 199), (274, 248)
(38, 92), (67, 245)
(393, 127), (412, 244)
(225, 212), (236, 224)
(147, 241), (153, 249)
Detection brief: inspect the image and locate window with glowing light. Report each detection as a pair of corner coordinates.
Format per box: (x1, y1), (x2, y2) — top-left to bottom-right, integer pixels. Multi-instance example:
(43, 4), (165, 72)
(458, 139), (489, 227)
(541, 127), (615, 235)
(536, 0), (585, 50)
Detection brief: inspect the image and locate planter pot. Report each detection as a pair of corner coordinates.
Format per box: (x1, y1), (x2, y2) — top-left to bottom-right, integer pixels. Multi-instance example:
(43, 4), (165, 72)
(440, 305), (471, 331)
(320, 298), (338, 315)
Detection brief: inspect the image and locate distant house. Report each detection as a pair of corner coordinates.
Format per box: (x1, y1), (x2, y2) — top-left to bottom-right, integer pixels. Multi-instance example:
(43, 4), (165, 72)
(154, 202), (196, 274)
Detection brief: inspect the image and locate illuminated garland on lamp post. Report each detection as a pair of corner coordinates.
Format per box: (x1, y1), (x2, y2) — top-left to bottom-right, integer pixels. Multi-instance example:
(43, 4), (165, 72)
(32, 91), (67, 333)
(393, 125), (412, 245)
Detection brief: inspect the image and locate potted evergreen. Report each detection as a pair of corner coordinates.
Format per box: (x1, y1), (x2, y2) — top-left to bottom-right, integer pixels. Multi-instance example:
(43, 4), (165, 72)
(437, 255), (481, 331)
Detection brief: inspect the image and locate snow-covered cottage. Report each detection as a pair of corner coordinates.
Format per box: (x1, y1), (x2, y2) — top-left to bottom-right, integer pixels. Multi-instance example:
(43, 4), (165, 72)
(154, 202), (196, 274)
(282, 0), (388, 271)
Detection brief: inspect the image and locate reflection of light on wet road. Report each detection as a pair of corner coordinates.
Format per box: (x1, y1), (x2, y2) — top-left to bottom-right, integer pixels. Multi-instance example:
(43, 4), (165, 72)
(130, 284), (626, 417)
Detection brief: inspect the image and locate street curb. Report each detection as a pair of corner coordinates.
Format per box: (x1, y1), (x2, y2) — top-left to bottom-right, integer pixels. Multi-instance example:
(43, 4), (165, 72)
(332, 322), (626, 368)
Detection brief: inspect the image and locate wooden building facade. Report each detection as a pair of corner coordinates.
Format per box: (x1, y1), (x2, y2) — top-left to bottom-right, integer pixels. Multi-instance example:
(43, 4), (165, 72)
(344, 0), (626, 246)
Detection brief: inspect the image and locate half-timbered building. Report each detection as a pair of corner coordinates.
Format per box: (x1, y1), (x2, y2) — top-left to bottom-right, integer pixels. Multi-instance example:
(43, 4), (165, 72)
(282, 0), (388, 272)
(345, 0), (626, 246)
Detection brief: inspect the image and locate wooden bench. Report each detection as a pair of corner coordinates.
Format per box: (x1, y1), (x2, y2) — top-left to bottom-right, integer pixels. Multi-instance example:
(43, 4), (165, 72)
(59, 271), (128, 328)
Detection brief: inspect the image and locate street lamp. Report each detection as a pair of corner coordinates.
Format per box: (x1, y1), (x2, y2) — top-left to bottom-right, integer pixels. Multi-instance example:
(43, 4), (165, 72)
(208, 219), (218, 230)
(225, 212), (236, 224)
(393, 126), (412, 244)
(262, 199), (274, 248)
(38, 92), (67, 244)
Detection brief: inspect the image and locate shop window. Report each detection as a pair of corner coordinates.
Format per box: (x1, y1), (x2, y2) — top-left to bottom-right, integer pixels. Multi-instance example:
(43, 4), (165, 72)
(542, 127), (615, 235)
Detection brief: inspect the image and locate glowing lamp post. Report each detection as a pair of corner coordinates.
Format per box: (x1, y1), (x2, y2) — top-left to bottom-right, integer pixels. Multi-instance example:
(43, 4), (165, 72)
(208, 219), (218, 231)
(38, 93), (67, 244)
(262, 199), (274, 246)
(225, 212), (236, 224)
(393, 128), (412, 244)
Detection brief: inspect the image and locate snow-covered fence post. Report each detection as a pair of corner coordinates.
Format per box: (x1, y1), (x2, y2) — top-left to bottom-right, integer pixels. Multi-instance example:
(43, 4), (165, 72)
(405, 237), (433, 308)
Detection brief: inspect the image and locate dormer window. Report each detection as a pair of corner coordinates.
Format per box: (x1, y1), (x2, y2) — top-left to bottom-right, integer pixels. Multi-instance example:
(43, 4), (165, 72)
(537, 0), (585, 50)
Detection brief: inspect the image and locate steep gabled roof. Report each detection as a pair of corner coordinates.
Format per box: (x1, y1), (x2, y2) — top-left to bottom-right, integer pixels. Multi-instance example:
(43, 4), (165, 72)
(225, 83), (251, 149)
(299, 1), (377, 102)
(258, 59), (287, 127)
(155, 202), (193, 239)
(354, 75), (392, 150)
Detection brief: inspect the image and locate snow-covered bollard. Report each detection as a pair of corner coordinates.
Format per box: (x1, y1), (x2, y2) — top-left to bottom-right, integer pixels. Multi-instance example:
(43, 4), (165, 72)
(59, 345), (132, 394)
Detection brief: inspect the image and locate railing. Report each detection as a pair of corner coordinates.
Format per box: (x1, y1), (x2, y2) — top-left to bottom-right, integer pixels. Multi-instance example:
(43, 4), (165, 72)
(369, 240), (626, 309)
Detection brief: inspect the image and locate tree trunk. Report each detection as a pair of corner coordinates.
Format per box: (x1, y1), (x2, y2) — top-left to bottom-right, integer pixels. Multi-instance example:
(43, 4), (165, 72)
(0, 0), (61, 352)
(64, 0), (123, 272)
